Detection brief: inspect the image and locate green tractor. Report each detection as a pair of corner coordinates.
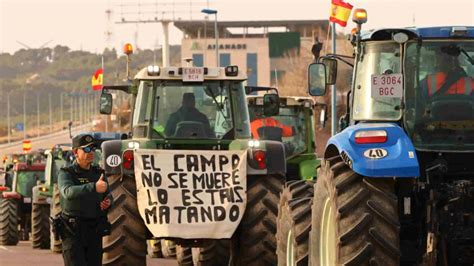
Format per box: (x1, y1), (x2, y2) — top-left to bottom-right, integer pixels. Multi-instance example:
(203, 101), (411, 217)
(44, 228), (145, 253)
(99, 64), (287, 265)
(0, 152), (46, 245)
(247, 95), (325, 265)
(32, 144), (74, 251)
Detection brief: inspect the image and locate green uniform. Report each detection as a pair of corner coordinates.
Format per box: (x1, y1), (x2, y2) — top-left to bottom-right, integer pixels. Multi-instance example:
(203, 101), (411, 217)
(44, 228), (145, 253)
(58, 162), (112, 266)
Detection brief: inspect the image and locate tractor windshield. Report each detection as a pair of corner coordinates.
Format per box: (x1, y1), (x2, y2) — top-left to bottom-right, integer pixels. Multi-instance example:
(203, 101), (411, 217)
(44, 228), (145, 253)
(249, 104), (308, 157)
(404, 40), (474, 151)
(352, 41), (403, 121)
(133, 80), (251, 140)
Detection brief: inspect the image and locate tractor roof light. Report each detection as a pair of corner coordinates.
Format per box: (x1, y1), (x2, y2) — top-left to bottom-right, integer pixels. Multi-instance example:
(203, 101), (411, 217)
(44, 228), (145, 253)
(352, 8), (368, 25)
(147, 65), (160, 76)
(355, 130), (387, 144)
(123, 43), (134, 55)
(225, 65), (239, 77)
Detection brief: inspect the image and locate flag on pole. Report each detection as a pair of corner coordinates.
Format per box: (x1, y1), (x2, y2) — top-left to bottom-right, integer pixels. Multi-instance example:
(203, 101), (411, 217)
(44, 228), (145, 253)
(91, 68), (103, 90)
(329, 0), (353, 27)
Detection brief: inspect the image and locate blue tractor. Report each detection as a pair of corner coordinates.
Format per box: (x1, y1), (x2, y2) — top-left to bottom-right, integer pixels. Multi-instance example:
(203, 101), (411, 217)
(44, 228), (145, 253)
(306, 9), (474, 266)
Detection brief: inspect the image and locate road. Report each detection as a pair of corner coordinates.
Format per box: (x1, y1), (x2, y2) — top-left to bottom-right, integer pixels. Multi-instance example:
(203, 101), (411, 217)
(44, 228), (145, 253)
(0, 124), (90, 159)
(0, 241), (178, 266)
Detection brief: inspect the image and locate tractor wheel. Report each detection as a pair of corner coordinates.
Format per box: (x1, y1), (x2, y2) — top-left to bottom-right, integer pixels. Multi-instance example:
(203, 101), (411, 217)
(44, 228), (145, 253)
(195, 240), (231, 266)
(50, 184), (62, 253)
(176, 245), (194, 266)
(147, 239), (163, 258)
(309, 157), (400, 266)
(0, 198), (19, 246)
(161, 239), (177, 258)
(31, 203), (50, 249)
(276, 180), (314, 266)
(102, 175), (147, 266)
(233, 174), (284, 265)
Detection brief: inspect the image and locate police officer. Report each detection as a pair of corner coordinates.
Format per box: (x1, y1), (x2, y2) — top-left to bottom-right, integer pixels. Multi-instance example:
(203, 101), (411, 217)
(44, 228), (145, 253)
(58, 134), (112, 266)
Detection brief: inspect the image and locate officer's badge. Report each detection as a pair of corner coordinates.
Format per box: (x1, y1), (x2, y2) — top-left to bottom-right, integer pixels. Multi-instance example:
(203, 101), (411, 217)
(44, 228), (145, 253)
(85, 136), (93, 142)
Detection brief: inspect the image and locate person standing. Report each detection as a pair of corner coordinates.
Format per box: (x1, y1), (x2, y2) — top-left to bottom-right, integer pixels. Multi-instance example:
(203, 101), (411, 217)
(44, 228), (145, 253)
(58, 134), (112, 266)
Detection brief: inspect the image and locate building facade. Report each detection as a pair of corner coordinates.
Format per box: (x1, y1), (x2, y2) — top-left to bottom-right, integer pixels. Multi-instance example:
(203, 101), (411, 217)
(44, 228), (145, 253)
(176, 20), (328, 86)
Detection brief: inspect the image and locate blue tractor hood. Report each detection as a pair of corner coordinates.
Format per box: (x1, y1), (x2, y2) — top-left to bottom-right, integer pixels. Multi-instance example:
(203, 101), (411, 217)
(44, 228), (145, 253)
(325, 123), (420, 178)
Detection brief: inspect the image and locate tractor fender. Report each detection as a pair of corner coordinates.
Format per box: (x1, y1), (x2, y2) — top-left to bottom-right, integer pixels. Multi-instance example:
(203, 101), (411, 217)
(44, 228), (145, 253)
(324, 123), (420, 178)
(247, 140), (286, 177)
(101, 140), (124, 176)
(32, 185), (49, 205)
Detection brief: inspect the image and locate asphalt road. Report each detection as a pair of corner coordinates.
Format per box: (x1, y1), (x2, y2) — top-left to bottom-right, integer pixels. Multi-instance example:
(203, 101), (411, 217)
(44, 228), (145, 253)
(0, 125), (90, 159)
(0, 241), (178, 266)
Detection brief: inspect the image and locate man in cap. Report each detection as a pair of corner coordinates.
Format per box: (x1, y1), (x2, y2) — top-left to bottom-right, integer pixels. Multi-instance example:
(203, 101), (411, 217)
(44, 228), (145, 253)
(58, 133), (112, 266)
(164, 92), (215, 137)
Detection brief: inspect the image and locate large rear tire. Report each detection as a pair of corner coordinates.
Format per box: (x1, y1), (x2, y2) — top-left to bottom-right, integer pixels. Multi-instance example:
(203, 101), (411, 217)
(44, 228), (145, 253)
(233, 174), (284, 265)
(161, 239), (177, 258)
(176, 245), (194, 266)
(50, 184), (62, 253)
(309, 157), (400, 266)
(102, 175), (147, 266)
(0, 198), (19, 246)
(147, 238), (163, 258)
(31, 203), (50, 249)
(276, 180), (314, 266)
(195, 240), (231, 266)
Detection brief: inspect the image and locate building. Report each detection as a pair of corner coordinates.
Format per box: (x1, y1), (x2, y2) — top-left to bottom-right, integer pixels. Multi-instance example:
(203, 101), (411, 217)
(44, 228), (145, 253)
(175, 20), (328, 86)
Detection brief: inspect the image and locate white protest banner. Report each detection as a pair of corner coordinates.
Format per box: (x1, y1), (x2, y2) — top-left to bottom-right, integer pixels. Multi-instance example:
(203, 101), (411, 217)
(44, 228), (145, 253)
(134, 149), (247, 239)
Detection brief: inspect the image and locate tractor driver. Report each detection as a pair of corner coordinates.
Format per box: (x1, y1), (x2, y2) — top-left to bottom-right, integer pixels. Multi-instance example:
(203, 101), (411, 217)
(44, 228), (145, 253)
(249, 107), (295, 140)
(420, 48), (474, 100)
(164, 93), (215, 138)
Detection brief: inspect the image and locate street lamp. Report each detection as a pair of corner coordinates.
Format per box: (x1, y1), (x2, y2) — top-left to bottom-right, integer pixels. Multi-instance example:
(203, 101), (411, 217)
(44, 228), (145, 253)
(201, 8), (219, 67)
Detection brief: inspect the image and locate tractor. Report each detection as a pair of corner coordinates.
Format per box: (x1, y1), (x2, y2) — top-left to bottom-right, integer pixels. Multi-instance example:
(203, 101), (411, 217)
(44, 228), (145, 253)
(0, 152), (46, 245)
(99, 64), (287, 265)
(305, 9), (474, 266)
(247, 95), (325, 265)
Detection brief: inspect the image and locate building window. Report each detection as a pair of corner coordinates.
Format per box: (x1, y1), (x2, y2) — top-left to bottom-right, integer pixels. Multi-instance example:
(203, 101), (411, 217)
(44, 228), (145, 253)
(220, 53), (231, 67)
(247, 53), (258, 86)
(192, 54), (203, 67)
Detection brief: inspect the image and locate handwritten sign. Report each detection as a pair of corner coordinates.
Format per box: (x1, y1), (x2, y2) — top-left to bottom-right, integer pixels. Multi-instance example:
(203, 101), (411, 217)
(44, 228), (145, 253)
(134, 149), (247, 239)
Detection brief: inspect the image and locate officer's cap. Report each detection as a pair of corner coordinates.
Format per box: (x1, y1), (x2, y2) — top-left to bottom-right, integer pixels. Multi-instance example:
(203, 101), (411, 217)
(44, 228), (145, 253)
(72, 134), (95, 149)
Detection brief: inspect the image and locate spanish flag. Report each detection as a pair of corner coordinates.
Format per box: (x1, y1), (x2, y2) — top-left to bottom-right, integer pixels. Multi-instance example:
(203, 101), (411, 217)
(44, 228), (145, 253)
(329, 0), (353, 27)
(91, 68), (103, 90)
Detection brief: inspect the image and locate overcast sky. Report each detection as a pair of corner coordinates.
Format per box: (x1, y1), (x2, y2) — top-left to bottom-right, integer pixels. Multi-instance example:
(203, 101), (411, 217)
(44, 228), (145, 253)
(1, 0), (473, 54)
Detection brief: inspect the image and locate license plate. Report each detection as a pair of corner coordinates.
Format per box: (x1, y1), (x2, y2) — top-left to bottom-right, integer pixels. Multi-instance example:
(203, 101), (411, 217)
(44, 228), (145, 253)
(23, 197), (31, 203)
(46, 198), (52, 204)
(182, 67), (204, 82)
(371, 73), (403, 98)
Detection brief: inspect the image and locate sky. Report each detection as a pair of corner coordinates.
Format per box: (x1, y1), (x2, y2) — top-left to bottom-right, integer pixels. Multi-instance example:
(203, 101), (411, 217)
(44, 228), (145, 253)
(1, 0), (473, 54)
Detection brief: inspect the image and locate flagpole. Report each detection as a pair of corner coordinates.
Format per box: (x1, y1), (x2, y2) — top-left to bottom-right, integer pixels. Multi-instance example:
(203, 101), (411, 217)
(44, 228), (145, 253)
(331, 22), (337, 136)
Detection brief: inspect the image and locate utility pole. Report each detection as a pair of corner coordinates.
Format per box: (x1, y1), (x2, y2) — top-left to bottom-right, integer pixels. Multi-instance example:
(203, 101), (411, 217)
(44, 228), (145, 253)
(49, 93), (53, 134)
(23, 92), (26, 139)
(37, 93), (40, 138)
(7, 92), (11, 144)
(331, 22), (337, 136)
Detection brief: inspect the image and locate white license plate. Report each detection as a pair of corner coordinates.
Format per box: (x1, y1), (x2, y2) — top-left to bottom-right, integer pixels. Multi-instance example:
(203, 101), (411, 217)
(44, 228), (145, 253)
(371, 73), (403, 98)
(182, 67), (204, 82)
(46, 198), (52, 204)
(23, 197), (31, 203)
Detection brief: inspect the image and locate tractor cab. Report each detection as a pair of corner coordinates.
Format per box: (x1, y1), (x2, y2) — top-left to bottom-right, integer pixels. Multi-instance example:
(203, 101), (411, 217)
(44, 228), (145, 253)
(247, 95), (321, 180)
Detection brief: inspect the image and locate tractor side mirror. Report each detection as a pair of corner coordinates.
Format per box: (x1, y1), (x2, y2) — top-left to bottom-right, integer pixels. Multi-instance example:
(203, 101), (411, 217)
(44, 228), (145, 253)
(321, 58), (337, 85)
(263, 93), (279, 116)
(100, 91), (113, 115)
(308, 63), (327, 96)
